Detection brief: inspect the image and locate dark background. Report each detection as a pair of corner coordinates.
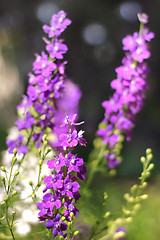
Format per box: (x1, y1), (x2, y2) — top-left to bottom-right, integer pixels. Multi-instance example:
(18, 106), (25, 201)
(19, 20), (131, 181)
(0, 0), (160, 176)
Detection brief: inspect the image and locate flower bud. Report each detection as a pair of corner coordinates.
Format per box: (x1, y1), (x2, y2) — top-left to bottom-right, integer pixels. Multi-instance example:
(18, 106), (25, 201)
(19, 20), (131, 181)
(130, 184), (138, 193)
(125, 217), (133, 223)
(103, 192), (108, 200)
(59, 236), (64, 240)
(39, 160), (43, 166)
(109, 169), (116, 177)
(13, 148), (17, 155)
(41, 175), (46, 180)
(113, 231), (125, 239)
(70, 212), (74, 219)
(0, 166), (6, 172)
(124, 193), (130, 201)
(32, 193), (36, 199)
(4, 196), (8, 202)
(12, 157), (17, 165)
(42, 134), (47, 142)
(12, 190), (17, 196)
(74, 231), (79, 236)
(1, 176), (5, 182)
(141, 182), (147, 188)
(140, 194), (148, 200)
(46, 147), (52, 155)
(14, 171), (19, 177)
(140, 157), (146, 164)
(147, 153), (153, 161)
(38, 149), (42, 155)
(104, 211), (110, 218)
(37, 182), (41, 187)
(146, 148), (152, 155)
(29, 180), (33, 186)
(148, 163), (154, 171)
(44, 140), (48, 147)
(12, 210), (16, 216)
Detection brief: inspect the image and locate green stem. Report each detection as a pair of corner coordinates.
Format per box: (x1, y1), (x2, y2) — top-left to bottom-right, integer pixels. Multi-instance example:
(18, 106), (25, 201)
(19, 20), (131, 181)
(85, 144), (106, 190)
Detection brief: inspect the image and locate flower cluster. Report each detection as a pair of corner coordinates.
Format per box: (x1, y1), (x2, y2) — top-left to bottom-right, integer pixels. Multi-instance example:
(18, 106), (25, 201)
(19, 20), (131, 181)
(6, 10), (72, 153)
(97, 13), (154, 169)
(37, 115), (86, 238)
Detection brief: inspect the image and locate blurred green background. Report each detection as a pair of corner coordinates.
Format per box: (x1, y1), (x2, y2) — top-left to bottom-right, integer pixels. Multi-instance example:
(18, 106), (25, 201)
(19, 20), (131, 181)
(0, 0), (160, 239)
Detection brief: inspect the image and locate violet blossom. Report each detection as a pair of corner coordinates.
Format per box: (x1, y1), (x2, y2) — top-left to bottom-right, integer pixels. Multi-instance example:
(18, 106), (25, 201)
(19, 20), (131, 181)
(37, 115), (86, 238)
(6, 10), (72, 154)
(97, 13), (154, 169)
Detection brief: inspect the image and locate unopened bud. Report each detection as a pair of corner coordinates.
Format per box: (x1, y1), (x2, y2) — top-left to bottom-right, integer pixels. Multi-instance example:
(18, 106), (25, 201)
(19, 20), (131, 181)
(29, 180), (33, 186)
(134, 203), (141, 211)
(68, 222), (72, 227)
(13, 148), (17, 155)
(130, 184), (138, 193)
(0, 166), (6, 172)
(4, 196), (8, 202)
(44, 140), (48, 147)
(148, 163), (154, 171)
(46, 147), (51, 155)
(42, 134), (47, 142)
(38, 149), (42, 155)
(70, 212), (74, 219)
(140, 194), (148, 200)
(12, 190), (17, 196)
(12, 211), (16, 216)
(124, 193), (130, 201)
(146, 148), (152, 155)
(14, 171), (19, 177)
(59, 236), (64, 240)
(140, 157), (145, 164)
(109, 169), (117, 177)
(12, 157), (17, 165)
(145, 172), (150, 178)
(113, 231), (125, 239)
(128, 196), (134, 203)
(39, 160), (43, 166)
(141, 182), (147, 188)
(104, 211), (110, 218)
(123, 208), (130, 215)
(103, 192), (108, 200)
(31, 193), (36, 199)
(41, 175), (46, 180)
(147, 153), (153, 161)
(125, 217), (133, 223)
(37, 182), (41, 187)
(74, 231), (79, 236)
(1, 176), (5, 182)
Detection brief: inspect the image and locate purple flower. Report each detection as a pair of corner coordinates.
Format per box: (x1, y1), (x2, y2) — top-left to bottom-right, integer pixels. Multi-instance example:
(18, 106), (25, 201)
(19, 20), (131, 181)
(43, 10), (71, 38)
(97, 13), (154, 169)
(15, 111), (35, 130)
(7, 10), (72, 153)
(38, 115), (86, 238)
(46, 38), (68, 60)
(6, 134), (28, 154)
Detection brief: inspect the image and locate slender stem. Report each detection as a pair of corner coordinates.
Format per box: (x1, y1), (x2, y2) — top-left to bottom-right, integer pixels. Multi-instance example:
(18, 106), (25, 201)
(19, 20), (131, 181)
(5, 203), (16, 240)
(85, 144), (106, 190)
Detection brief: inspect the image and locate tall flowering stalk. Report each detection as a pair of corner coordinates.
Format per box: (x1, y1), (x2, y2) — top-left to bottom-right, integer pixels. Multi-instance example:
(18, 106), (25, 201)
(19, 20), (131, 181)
(96, 13), (154, 169)
(37, 115), (86, 238)
(6, 11), (72, 155)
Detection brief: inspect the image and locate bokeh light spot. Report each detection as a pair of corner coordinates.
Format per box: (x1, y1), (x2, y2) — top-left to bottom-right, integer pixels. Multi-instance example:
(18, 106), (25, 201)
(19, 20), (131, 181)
(36, 2), (60, 23)
(120, 1), (142, 22)
(82, 23), (107, 45)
